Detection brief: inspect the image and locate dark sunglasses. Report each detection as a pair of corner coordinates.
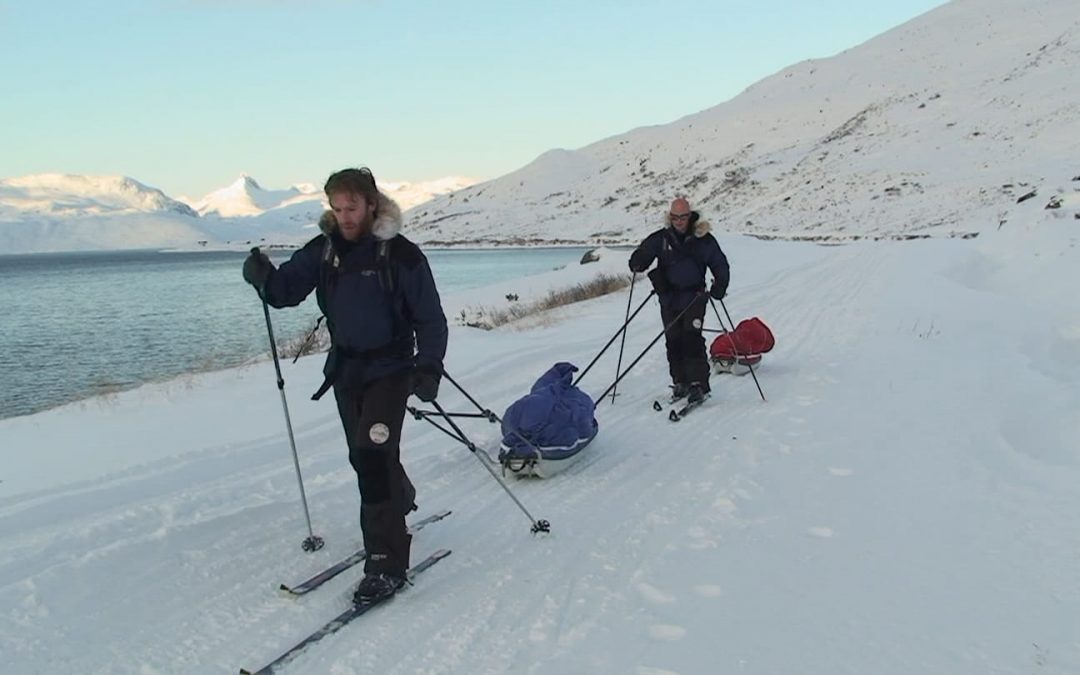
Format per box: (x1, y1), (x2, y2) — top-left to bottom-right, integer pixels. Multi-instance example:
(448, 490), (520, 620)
(669, 212), (691, 221)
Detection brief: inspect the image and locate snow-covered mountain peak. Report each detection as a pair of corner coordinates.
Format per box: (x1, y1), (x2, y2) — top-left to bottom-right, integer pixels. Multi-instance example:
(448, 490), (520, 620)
(0, 173), (198, 217)
(190, 174), (479, 219)
(192, 175), (309, 218)
(234, 174), (262, 190)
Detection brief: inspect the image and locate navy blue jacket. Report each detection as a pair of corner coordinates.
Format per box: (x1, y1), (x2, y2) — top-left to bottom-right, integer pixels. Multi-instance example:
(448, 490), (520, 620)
(261, 194), (448, 391)
(629, 213), (730, 309)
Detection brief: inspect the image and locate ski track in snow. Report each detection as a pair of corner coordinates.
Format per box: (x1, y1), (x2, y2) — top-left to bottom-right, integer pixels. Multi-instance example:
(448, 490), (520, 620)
(3, 225), (1080, 674)
(0, 241), (834, 674)
(19, 239), (851, 669)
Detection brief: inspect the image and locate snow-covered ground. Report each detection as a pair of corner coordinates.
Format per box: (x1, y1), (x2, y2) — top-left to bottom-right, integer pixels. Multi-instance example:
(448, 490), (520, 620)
(2, 204), (1077, 673)
(3, 0), (1078, 670)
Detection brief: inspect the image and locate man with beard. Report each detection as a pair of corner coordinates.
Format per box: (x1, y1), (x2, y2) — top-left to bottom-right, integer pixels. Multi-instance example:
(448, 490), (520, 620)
(243, 167), (447, 603)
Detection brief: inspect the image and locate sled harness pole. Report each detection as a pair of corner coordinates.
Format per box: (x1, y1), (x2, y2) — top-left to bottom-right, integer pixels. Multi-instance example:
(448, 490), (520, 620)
(427, 399), (550, 534)
(441, 369), (498, 423)
(573, 288), (656, 388)
(410, 369), (545, 465)
(291, 315), (325, 364)
(593, 292), (705, 407)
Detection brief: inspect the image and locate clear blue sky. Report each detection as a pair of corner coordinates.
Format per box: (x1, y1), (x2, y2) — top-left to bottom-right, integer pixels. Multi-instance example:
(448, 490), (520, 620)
(0, 0), (946, 198)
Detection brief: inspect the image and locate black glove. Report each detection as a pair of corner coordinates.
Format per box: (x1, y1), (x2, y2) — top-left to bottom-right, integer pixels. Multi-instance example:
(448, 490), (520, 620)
(242, 250), (274, 289)
(710, 280), (727, 300)
(647, 267), (671, 294)
(411, 366), (442, 403)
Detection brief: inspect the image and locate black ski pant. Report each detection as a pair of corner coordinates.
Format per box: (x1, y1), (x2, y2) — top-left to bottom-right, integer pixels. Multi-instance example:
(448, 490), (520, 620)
(333, 369), (415, 577)
(660, 298), (710, 388)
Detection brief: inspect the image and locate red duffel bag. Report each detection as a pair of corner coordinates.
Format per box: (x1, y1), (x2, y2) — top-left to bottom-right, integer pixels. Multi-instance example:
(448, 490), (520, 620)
(709, 317), (775, 373)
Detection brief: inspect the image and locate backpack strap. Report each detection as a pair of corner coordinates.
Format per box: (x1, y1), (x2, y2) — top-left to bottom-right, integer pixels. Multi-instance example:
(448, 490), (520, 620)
(378, 238), (413, 344)
(376, 239), (394, 294)
(315, 237), (339, 332)
(310, 236), (413, 401)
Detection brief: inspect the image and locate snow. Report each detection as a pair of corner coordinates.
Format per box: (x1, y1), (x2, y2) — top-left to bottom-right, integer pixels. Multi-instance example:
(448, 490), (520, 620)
(2, 206), (1078, 673)
(0, 174), (208, 253)
(2, 0), (1079, 671)
(405, 0), (1080, 245)
(189, 175), (314, 218)
(4, 0), (1078, 253)
(381, 176), (480, 212)
(0, 174), (197, 217)
(0, 174), (479, 254)
(185, 175), (480, 221)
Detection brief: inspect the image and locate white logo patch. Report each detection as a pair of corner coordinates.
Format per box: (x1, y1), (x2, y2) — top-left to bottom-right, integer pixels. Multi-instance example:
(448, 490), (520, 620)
(692, 318), (703, 330)
(369, 423), (391, 445)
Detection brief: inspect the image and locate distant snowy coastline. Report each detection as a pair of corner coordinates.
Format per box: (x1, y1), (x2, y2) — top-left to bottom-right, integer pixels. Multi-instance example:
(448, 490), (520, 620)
(0, 173), (479, 254)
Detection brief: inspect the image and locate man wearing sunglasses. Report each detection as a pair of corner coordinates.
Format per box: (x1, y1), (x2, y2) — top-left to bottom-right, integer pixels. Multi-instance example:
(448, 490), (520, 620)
(628, 197), (730, 404)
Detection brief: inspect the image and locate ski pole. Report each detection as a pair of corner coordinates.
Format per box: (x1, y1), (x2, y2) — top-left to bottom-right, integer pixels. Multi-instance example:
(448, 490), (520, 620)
(428, 398), (551, 535)
(252, 247), (325, 553)
(708, 296), (766, 402)
(609, 273), (637, 404)
(592, 293), (704, 406)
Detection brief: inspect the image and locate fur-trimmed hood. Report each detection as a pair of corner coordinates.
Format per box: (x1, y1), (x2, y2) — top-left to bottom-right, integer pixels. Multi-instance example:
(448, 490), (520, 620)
(317, 191), (402, 241)
(664, 210), (711, 238)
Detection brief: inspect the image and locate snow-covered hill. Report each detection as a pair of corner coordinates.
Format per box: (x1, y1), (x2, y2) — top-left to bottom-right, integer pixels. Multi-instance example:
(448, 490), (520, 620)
(406, 0), (1080, 245)
(0, 174), (207, 253)
(188, 174), (482, 249)
(0, 174), (197, 217)
(187, 174), (315, 218)
(7, 0), (1077, 254)
(187, 174), (478, 219)
(0, 173), (479, 253)
(382, 176), (478, 211)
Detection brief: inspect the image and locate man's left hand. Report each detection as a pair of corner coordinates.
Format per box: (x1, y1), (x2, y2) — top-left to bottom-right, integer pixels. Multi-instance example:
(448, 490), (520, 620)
(710, 280), (727, 300)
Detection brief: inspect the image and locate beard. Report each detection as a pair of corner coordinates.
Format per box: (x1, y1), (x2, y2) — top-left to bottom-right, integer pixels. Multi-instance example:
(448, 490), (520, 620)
(340, 211), (376, 241)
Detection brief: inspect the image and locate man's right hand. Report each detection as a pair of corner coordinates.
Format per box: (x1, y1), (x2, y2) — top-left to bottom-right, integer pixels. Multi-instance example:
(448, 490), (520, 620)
(411, 366), (442, 402)
(242, 250), (274, 288)
(647, 268), (671, 294)
(628, 249), (650, 274)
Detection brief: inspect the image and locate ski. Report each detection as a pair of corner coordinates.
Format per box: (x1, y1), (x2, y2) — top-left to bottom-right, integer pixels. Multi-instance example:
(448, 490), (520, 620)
(668, 394), (711, 421)
(279, 509), (451, 596)
(241, 548), (452, 675)
(652, 392), (688, 411)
